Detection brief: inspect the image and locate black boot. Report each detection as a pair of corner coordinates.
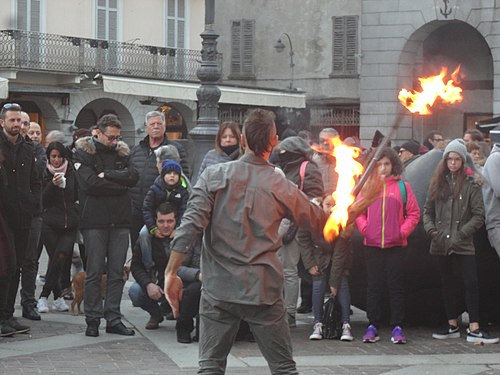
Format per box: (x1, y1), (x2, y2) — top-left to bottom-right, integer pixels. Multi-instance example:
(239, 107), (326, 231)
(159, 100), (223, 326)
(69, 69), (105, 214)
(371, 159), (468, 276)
(85, 321), (99, 337)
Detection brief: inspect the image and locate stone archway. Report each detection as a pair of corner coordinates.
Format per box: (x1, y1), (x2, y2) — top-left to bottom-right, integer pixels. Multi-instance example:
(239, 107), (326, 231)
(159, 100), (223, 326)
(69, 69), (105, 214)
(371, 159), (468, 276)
(398, 20), (493, 140)
(75, 98), (135, 145)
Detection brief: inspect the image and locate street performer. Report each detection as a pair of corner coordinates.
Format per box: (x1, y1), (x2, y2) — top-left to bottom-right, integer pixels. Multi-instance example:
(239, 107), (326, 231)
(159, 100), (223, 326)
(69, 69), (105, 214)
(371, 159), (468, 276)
(164, 108), (328, 375)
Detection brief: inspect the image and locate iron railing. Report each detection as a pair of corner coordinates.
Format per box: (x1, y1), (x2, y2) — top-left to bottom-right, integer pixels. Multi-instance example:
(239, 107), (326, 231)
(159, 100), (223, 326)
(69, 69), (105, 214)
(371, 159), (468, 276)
(0, 29), (217, 82)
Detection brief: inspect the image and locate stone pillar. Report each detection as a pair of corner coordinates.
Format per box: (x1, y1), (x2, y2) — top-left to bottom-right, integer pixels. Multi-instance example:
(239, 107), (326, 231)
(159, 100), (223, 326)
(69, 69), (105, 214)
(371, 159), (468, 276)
(189, 0), (221, 183)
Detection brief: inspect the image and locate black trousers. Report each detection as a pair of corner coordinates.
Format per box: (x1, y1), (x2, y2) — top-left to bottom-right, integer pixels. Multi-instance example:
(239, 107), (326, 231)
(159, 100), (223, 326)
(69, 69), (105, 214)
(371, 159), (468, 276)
(364, 246), (406, 327)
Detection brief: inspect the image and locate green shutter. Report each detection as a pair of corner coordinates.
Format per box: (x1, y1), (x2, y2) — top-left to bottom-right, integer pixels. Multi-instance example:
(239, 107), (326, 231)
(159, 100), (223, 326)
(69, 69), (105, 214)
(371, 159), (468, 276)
(230, 19), (254, 78)
(332, 15), (358, 76)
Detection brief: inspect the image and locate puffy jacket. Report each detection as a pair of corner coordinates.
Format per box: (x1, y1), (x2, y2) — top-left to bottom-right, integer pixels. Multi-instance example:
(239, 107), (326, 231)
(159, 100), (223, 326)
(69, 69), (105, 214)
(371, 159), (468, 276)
(142, 175), (190, 232)
(356, 176), (420, 248)
(73, 136), (139, 229)
(423, 171), (484, 256)
(129, 136), (189, 214)
(42, 166), (79, 230)
(0, 131), (41, 228)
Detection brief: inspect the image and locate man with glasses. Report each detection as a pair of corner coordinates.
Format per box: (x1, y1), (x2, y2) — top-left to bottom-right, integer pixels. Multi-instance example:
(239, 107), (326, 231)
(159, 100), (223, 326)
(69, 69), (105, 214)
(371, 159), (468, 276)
(0, 103), (41, 335)
(423, 130), (445, 151)
(129, 111), (189, 248)
(73, 114), (139, 337)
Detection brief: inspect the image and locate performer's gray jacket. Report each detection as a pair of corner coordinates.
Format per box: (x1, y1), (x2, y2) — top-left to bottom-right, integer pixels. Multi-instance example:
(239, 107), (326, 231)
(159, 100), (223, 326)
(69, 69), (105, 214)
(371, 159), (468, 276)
(171, 152), (327, 305)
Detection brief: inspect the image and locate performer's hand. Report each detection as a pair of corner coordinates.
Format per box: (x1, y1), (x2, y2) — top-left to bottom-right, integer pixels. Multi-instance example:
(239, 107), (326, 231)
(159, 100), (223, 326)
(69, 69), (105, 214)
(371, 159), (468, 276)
(164, 274), (183, 319)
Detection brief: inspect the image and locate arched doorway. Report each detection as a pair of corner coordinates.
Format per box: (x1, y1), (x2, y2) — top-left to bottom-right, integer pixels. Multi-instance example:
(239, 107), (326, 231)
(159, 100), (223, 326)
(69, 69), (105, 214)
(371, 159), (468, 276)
(75, 98), (134, 145)
(155, 102), (188, 140)
(399, 20), (493, 140)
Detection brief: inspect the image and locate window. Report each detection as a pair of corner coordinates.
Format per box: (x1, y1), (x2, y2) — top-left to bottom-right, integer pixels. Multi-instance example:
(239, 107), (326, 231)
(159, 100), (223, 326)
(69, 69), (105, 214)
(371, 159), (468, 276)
(165, 0), (185, 48)
(16, 0), (41, 31)
(310, 106), (360, 140)
(229, 19), (255, 79)
(331, 16), (359, 77)
(96, 0), (118, 40)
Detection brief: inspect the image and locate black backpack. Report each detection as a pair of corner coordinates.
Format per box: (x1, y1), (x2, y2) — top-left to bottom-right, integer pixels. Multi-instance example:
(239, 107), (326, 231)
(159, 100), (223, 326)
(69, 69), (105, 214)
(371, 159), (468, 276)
(322, 296), (343, 339)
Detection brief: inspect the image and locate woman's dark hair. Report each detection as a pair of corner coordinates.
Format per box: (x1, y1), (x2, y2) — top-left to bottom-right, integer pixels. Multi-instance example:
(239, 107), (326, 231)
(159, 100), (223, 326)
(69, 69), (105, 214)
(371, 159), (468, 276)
(377, 147), (403, 176)
(242, 109), (276, 157)
(46, 141), (68, 160)
(215, 121), (241, 154)
(428, 158), (467, 201)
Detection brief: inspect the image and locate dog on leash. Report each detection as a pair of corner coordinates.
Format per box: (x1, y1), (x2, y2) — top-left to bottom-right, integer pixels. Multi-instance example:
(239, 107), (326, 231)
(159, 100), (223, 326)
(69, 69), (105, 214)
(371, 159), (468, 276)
(70, 264), (131, 315)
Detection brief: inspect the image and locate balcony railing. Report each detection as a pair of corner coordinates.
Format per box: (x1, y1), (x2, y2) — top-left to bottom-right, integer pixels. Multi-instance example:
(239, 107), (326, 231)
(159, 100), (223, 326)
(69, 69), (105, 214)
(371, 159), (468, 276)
(0, 29), (215, 82)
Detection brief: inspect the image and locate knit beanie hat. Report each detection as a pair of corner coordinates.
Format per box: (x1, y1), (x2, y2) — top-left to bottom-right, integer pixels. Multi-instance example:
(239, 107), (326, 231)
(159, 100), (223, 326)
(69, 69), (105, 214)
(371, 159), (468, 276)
(400, 140), (420, 156)
(161, 160), (182, 177)
(443, 138), (467, 162)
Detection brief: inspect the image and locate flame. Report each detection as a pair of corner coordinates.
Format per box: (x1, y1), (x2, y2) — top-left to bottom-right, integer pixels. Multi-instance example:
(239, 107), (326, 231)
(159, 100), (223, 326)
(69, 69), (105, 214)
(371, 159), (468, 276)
(398, 65), (463, 115)
(318, 137), (364, 242)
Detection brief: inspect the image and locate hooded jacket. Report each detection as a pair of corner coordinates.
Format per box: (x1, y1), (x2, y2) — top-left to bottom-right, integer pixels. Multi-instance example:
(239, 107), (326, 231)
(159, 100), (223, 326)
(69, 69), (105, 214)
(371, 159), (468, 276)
(482, 143), (500, 248)
(424, 168), (485, 256)
(356, 176), (420, 249)
(73, 136), (138, 229)
(129, 136), (189, 214)
(275, 136), (323, 199)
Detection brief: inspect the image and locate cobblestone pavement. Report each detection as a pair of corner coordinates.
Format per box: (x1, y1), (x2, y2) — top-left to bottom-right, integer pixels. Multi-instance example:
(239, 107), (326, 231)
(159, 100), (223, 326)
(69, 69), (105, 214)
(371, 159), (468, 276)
(1, 252), (500, 374)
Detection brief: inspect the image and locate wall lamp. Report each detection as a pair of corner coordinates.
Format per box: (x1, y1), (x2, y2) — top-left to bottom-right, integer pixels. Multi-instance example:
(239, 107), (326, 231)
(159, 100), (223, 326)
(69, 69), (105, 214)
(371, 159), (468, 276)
(274, 32), (295, 90)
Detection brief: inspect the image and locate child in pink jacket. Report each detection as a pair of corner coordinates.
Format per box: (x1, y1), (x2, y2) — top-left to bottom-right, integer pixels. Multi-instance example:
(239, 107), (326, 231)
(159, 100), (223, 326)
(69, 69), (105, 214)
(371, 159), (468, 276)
(355, 147), (420, 344)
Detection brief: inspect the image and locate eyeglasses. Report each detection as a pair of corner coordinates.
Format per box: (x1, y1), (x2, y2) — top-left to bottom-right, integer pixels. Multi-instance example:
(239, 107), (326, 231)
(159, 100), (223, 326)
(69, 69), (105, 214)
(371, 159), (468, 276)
(446, 157), (462, 163)
(1, 103), (22, 114)
(102, 133), (122, 142)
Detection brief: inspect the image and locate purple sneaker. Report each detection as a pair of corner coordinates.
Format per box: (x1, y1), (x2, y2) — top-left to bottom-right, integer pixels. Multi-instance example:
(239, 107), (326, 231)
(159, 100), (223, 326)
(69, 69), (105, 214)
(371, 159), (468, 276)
(391, 326), (406, 344)
(362, 325), (379, 343)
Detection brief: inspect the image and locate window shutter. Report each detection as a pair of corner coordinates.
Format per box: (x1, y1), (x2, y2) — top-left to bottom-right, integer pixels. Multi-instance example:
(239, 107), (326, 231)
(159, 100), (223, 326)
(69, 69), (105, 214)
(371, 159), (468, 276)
(97, 8), (106, 39)
(177, 20), (185, 48)
(178, 0), (185, 17)
(30, 0), (40, 31)
(17, 0), (28, 30)
(108, 8), (117, 40)
(241, 20), (254, 75)
(230, 21), (242, 75)
(332, 15), (358, 76)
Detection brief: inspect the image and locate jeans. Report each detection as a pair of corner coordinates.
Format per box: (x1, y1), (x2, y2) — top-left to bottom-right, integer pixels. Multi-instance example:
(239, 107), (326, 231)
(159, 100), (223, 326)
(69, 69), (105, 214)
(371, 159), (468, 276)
(364, 246), (406, 327)
(82, 228), (129, 326)
(437, 253), (480, 323)
(129, 280), (201, 332)
(278, 238), (301, 317)
(20, 216), (42, 308)
(40, 227), (76, 299)
(312, 276), (351, 323)
(198, 292), (297, 375)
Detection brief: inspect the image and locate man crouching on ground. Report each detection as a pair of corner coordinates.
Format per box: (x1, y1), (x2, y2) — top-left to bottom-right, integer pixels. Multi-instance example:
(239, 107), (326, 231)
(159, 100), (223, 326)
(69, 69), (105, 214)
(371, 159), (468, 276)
(164, 108), (328, 375)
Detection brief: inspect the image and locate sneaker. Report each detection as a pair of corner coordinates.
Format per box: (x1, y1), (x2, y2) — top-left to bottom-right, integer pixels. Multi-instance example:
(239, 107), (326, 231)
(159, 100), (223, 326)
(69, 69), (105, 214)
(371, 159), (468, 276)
(362, 325), (380, 343)
(309, 322), (323, 340)
(391, 326), (407, 344)
(340, 322), (354, 341)
(432, 325), (460, 340)
(466, 328), (500, 344)
(53, 297), (69, 312)
(37, 297), (49, 313)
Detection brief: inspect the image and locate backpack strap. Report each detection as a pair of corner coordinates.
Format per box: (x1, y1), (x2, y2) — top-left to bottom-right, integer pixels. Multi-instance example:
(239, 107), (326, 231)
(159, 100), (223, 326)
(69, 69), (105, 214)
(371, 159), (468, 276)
(398, 179), (407, 218)
(299, 161), (309, 191)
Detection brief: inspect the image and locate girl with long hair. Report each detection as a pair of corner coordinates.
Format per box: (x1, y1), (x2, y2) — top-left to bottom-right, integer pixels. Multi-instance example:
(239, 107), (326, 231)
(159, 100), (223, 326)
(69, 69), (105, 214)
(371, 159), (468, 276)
(424, 139), (498, 344)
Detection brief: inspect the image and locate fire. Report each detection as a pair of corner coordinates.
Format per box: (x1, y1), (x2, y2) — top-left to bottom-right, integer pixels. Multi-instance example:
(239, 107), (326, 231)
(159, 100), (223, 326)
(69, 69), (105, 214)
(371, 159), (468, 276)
(398, 65), (463, 115)
(320, 137), (364, 241)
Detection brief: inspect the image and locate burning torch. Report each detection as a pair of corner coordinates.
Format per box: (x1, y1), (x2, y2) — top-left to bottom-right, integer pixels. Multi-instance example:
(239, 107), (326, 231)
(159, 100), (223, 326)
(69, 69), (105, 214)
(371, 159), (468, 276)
(323, 65), (463, 243)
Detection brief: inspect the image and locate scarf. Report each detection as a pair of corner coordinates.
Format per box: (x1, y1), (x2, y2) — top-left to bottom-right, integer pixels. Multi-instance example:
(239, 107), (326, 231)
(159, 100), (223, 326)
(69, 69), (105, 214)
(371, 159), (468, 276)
(47, 159), (68, 176)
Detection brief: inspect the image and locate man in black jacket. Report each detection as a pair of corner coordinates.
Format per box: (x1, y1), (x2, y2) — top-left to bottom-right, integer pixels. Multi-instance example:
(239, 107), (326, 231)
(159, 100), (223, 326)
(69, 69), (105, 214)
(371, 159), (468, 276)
(73, 114), (139, 337)
(129, 202), (201, 343)
(129, 111), (189, 247)
(0, 103), (41, 335)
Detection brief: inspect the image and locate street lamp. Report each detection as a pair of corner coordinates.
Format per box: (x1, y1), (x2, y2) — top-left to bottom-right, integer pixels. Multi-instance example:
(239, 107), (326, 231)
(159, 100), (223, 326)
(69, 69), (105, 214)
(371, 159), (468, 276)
(274, 32), (295, 90)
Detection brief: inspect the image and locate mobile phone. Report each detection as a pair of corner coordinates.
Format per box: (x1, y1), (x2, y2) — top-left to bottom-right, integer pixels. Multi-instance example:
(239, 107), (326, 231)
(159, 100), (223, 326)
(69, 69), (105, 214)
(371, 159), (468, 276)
(54, 172), (65, 178)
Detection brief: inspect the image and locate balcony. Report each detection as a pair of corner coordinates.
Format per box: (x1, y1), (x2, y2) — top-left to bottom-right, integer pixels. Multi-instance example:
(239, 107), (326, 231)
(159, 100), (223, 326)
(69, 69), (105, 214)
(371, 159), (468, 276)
(0, 29), (211, 82)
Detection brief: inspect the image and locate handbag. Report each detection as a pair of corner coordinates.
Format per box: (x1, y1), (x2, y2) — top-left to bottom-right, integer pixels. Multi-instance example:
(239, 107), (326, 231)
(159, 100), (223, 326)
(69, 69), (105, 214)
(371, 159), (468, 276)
(322, 296), (342, 339)
(282, 161), (309, 245)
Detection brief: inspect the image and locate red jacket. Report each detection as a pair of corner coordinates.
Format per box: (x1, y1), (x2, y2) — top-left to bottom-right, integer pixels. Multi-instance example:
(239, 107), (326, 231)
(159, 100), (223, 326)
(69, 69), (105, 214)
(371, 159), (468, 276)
(356, 176), (420, 248)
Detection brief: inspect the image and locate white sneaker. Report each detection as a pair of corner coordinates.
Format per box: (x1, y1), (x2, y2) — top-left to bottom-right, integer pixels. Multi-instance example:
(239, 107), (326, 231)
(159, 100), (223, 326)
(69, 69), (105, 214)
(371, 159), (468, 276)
(340, 322), (354, 341)
(37, 297), (49, 313)
(309, 322), (323, 340)
(53, 297), (69, 312)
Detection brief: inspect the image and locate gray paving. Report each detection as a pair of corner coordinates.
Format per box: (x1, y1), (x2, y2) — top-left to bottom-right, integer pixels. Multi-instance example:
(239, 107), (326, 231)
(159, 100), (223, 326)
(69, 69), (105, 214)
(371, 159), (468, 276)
(1, 250), (499, 374)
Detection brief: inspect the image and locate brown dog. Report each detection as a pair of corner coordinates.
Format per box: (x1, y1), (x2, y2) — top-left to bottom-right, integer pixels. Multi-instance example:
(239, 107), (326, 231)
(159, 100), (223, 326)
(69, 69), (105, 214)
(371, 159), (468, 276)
(70, 265), (131, 315)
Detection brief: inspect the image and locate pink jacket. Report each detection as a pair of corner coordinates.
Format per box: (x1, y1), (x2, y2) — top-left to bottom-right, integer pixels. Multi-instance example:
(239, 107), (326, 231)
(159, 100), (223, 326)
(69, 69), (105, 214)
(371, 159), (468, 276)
(355, 176), (420, 249)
